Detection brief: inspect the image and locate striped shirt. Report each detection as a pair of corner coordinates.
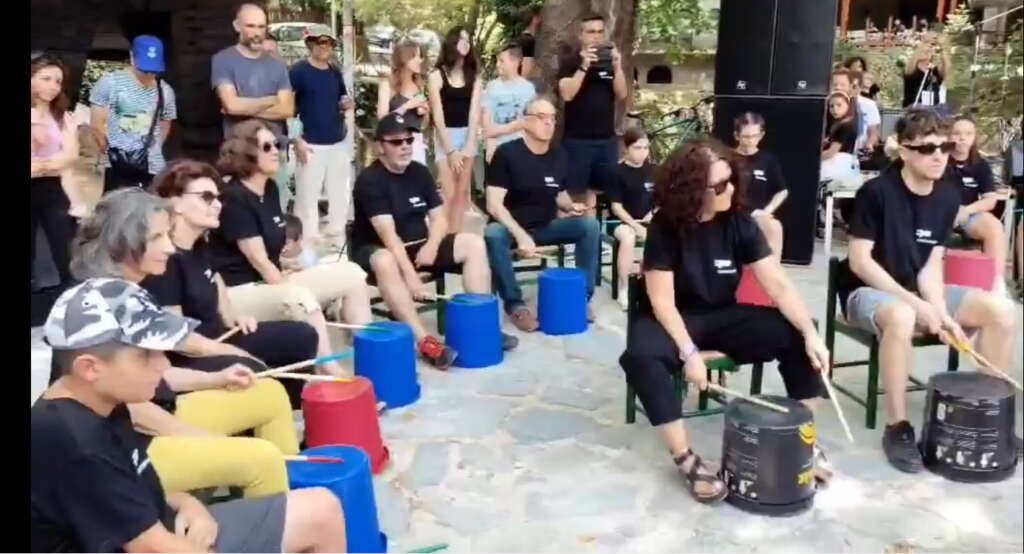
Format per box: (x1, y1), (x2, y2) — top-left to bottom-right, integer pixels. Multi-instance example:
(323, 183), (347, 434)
(90, 69), (177, 175)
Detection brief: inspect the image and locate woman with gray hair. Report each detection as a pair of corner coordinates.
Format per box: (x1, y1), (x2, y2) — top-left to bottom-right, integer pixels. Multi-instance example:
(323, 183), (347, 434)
(68, 187), (301, 499)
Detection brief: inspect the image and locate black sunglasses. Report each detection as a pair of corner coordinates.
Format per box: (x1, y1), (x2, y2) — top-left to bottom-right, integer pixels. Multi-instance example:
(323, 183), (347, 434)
(901, 141), (955, 155)
(708, 178), (731, 195)
(183, 191), (221, 205)
(381, 137), (415, 146)
(260, 140), (282, 153)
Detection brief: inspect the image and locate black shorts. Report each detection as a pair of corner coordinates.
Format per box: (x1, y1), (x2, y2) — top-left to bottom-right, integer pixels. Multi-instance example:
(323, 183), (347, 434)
(563, 137), (619, 194)
(352, 234), (462, 277)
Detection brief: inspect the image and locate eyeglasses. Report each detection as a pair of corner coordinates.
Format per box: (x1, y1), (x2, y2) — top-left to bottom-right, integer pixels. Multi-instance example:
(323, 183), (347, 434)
(381, 136), (416, 146)
(901, 141), (955, 155)
(260, 140), (281, 153)
(707, 178), (731, 195)
(182, 191), (221, 205)
(525, 112), (557, 122)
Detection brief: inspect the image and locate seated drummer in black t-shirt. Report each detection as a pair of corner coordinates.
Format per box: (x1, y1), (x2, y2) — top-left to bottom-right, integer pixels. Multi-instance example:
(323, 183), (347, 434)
(947, 116), (1008, 295)
(732, 112), (788, 259)
(31, 278), (347, 553)
(618, 138), (834, 504)
(839, 109), (1021, 472)
(484, 95), (602, 332)
(607, 127), (654, 310)
(352, 113), (518, 370)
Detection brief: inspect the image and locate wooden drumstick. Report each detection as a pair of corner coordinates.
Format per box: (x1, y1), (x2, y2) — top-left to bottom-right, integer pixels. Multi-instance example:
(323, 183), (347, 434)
(822, 370), (855, 443)
(273, 372), (353, 383)
(706, 383), (789, 413)
(283, 455), (345, 463)
(215, 326), (241, 343)
(325, 322), (389, 331)
(255, 351), (353, 378)
(941, 331), (1023, 391)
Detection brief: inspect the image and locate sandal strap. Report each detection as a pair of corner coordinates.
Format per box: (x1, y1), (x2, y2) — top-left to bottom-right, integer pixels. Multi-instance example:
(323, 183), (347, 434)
(674, 450), (719, 485)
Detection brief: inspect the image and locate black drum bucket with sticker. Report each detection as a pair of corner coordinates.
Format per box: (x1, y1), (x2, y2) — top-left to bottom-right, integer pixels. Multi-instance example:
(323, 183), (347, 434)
(720, 395), (816, 516)
(919, 372), (1017, 483)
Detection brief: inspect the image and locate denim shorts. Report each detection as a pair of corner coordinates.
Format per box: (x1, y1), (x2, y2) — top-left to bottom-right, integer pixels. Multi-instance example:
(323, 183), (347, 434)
(845, 285), (973, 335)
(954, 212), (983, 233)
(433, 127), (474, 162)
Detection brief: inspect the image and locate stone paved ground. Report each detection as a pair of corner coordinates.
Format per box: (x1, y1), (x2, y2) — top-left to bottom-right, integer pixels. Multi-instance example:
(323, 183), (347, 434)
(31, 240), (1024, 553)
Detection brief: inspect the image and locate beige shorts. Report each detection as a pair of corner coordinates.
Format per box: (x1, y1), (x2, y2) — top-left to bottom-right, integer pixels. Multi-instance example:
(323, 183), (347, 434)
(228, 260), (367, 322)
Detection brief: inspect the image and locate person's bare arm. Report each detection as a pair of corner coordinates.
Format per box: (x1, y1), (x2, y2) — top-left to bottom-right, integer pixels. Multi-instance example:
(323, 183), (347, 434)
(90, 105), (109, 153)
(917, 246), (948, 315)
(160, 120), (173, 145)
(763, 190), (789, 215)
(520, 57), (535, 78)
(422, 206), (449, 256)
(485, 186), (531, 243)
(236, 237), (287, 284)
(254, 89), (295, 121)
(558, 49), (595, 102)
(377, 79), (391, 119)
(611, 202), (643, 232)
(821, 141), (842, 160)
(866, 124), (880, 150)
(427, 71), (452, 153)
(215, 84), (277, 117)
(848, 237), (923, 306)
(464, 78), (483, 155)
(162, 367), (224, 392)
(959, 193), (999, 218)
(481, 106), (523, 138)
(214, 274), (237, 326)
(176, 325), (257, 360)
(125, 522), (202, 553)
(646, 269), (695, 352)
(611, 47), (628, 101)
(555, 190), (585, 215)
(126, 402), (214, 437)
(369, 214), (420, 281)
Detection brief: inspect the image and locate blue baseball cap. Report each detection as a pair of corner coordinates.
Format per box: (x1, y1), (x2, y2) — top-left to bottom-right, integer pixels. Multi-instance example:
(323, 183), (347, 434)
(132, 35), (165, 73)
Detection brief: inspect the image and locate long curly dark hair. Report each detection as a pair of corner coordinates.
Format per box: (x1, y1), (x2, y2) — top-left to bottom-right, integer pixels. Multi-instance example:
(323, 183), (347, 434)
(436, 26), (478, 88)
(653, 138), (747, 234)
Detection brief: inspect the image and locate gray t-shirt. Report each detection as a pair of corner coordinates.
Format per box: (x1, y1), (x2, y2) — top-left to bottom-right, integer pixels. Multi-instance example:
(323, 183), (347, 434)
(211, 46), (291, 142)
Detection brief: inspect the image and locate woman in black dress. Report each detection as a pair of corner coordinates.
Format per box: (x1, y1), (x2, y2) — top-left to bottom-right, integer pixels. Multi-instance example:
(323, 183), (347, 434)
(618, 139), (833, 504)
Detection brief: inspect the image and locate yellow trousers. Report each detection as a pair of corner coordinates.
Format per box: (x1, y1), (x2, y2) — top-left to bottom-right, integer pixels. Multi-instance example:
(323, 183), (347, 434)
(149, 379), (299, 498)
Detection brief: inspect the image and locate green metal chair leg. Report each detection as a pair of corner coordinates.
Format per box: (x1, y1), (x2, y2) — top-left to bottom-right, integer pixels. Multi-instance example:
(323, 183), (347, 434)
(750, 362), (764, 395)
(626, 382), (636, 424)
(947, 346), (959, 372)
(611, 237), (620, 299)
(866, 341), (880, 429)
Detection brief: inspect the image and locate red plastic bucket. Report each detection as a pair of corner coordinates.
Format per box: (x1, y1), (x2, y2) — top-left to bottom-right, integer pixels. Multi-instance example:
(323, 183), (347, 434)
(301, 378), (390, 474)
(735, 265), (776, 307)
(945, 249), (995, 291)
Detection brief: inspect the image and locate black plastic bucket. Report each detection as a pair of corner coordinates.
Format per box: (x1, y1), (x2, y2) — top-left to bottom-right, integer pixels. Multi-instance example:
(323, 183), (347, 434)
(919, 372), (1017, 483)
(720, 395), (816, 516)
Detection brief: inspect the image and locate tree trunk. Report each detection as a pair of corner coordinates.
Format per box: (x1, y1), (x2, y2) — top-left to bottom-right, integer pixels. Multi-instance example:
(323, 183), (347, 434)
(535, 0), (636, 136)
(467, 0), (483, 38)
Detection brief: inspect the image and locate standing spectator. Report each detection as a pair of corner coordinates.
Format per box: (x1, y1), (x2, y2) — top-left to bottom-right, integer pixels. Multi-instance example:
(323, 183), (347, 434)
(31, 53), (80, 291)
(903, 40), (950, 108)
(428, 27), (483, 234)
(291, 25), (355, 252)
(211, 3), (294, 210)
(821, 91), (860, 186)
(484, 96), (601, 330)
(556, 13), (628, 212)
(518, 6), (542, 79)
(607, 127), (654, 309)
(481, 43), (536, 163)
(849, 70), (881, 154)
(90, 35), (175, 192)
(733, 112), (787, 259)
(378, 40), (430, 165)
(843, 56), (880, 99)
(861, 71), (881, 101)
(946, 116), (1008, 295)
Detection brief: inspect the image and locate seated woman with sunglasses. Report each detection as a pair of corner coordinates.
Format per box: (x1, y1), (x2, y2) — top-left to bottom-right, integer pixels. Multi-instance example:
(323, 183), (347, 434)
(142, 159), (320, 406)
(618, 138), (834, 504)
(208, 119), (373, 377)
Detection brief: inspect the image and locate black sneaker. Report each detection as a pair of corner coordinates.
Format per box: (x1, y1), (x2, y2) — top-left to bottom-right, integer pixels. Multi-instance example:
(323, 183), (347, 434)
(501, 332), (519, 351)
(882, 420), (924, 473)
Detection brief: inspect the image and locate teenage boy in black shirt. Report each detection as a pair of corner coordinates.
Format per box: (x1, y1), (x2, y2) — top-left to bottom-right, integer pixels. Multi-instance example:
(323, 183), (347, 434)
(556, 12), (628, 213)
(352, 113), (518, 369)
(484, 96), (601, 332)
(31, 278), (347, 553)
(840, 109), (1021, 472)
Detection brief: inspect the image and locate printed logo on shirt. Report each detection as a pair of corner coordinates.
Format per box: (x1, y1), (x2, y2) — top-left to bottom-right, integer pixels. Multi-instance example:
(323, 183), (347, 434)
(131, 448), (152, 476)
(544, 176), (560, 189)
(643, 181), (654, 192)
(203, 268), (215, 283)
(273, 215), (285, 228)
(597, 70), (612, 80)
(962, 176), (977, 188)
(409, 196), (427, 208)
(713, 259), (737, 275)
(915, 228), (937, 245)
(753, 169), (767, 182)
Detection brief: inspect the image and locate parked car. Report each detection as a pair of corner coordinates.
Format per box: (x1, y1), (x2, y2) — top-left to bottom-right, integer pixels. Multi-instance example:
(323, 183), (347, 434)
(363, 25), (441, 61)
(269, 22), (343, 63)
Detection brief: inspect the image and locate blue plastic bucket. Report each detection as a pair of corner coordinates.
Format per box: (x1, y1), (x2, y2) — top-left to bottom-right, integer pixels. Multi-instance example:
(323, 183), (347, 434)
(354, 321), (420, 408)
(444, 293), (503, 368)
(538, 268), (588, 335)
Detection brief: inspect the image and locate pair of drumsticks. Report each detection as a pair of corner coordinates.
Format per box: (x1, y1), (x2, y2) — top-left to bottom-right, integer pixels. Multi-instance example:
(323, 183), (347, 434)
(940, 331), (1023, 391)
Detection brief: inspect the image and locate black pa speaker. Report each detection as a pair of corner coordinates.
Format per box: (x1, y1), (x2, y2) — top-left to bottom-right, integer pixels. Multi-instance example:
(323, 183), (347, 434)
(713, 96), (828, 265)
(714, 0), (777, 96)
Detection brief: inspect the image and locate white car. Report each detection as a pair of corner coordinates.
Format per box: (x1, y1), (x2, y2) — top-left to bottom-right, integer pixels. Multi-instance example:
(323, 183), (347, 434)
(269, 22), (340, 62)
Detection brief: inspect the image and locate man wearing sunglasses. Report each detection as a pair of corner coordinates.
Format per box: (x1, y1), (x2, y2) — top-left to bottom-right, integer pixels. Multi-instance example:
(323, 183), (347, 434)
(484, 96), (601, 332)
(351, 113), (518, 369)
(839, 108), (1021, 472)
(290, 26), (354, 253)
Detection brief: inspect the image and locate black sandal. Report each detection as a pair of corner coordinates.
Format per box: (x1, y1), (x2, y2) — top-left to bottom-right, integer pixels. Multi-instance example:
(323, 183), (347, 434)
(673, 449), (728, 504)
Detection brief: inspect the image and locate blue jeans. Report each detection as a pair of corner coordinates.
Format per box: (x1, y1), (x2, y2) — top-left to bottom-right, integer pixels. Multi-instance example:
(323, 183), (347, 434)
(484, 216), (601, 314)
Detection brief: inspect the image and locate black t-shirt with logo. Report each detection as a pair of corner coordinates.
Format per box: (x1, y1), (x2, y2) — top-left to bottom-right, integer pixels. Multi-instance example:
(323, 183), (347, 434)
(352, 160), (442, 248)
(903, 67), (944, 108)
(838, 167), (960, 307)
(488, 138), (569, 230)
(32, 399), (172, 552)
(826, 120), (857, 154)
(606, 162), (654, 219)
(208, 178), (288, 286)
(557, 49), (616, 139)
(142, 238), (226, 339)
(944, 156), (995, 206)
(642, 209), (771, 313)
(741, 150), (787, 210)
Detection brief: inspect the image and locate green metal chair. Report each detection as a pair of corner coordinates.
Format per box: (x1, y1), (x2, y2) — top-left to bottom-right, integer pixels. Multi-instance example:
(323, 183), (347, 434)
(623, 274), (764, 423)
(823, 257), (959, 429)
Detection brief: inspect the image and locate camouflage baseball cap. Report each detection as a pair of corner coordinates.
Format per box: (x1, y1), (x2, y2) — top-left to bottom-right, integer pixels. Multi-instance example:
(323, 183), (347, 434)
(44, 278), (198, 351)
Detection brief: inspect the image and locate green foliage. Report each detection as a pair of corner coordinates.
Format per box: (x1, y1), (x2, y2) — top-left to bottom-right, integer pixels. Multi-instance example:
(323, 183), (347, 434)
(637, 0), (717, 63)
(78, 59), (127, 106)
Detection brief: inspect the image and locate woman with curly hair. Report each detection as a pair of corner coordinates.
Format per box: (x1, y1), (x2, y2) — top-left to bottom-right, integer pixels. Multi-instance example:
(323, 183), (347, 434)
(617, 138), (834, 504)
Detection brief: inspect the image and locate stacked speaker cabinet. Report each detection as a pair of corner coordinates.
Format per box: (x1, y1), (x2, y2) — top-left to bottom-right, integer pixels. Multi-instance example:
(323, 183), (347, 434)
(713, 0), (839, 265)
